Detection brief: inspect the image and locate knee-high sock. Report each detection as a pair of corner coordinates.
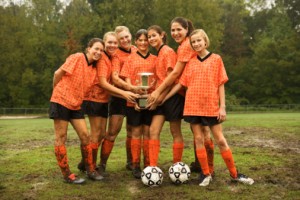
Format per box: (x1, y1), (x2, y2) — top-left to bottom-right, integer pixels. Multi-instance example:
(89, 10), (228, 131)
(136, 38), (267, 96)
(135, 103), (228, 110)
(131, 139), (141, 168)
(173, 142), (184, 163)
(90, 142), (99, 168)
(149, 139), (160, 166)
(143, 139), (149, 167)
(204, 139), (214, 174)
(81, 144), (95, 173)
(54, 145), (71, 178)
(126, 137), (132, 163)
(221, 148), (237, 178)
(196, 147), (210, 175)
(100, 139), (114, 165)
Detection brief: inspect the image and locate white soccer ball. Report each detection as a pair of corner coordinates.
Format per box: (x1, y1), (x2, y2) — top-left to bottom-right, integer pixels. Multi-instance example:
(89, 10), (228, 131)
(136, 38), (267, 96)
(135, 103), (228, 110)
(169, 162), (191, 185)
(141, 166), (163, 187)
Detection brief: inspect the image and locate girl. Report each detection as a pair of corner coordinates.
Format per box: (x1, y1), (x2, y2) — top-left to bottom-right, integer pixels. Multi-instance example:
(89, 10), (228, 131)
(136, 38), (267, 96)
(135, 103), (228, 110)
(147, 25), (184, 167)
(49, 38), (104, 184)
(120, 29), (157, 178)
(149, 17), (214, 174)
(102, 26), (138, 172)
(165, 29), (254, 186)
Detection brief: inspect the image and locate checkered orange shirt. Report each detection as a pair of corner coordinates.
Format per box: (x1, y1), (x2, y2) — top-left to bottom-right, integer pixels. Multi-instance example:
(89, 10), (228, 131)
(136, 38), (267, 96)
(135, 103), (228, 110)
(180, 53), (228, 116)
(155, 45), (177, 87)
(120, 51), (157, 107)
(177, 37), (197, 63)
(112, 46), (137, 73)
(84, 52), (112, 103)
(50, 53), (97, 110)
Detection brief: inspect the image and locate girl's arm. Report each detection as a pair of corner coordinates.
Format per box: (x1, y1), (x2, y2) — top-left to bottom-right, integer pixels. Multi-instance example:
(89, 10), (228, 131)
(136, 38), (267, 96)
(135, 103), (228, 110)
(162, 83), (183, 104)
(112, 71), (136, 91)
(149, 61), (186, 103)
(218, 84), (226, 122)
(53, 68), (66, 88)
(99, 77), (139, 103)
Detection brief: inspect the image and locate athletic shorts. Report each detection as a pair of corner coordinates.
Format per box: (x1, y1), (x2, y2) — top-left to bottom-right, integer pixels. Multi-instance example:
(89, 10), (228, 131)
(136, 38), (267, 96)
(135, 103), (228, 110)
(81, 100), (108, 118)
(126, 106), (154, 126)
(109, 96), (126, 116)
(49, 102), (84, 121)
(153, 93), (184, 122)
(184, 116), (220, 126)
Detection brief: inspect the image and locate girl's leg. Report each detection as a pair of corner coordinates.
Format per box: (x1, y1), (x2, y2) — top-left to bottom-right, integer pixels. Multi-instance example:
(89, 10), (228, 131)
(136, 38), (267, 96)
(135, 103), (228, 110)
(148, 115), (165, 166)
(131, 125), (142, 178)
(202, 126), (214, 174)
(142, 125), (150, 168)
(169, 120), (184, 163)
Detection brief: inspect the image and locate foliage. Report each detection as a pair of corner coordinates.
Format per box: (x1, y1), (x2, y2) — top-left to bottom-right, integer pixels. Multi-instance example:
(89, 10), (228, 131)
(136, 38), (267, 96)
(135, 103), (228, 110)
(0, 0), (299, 107)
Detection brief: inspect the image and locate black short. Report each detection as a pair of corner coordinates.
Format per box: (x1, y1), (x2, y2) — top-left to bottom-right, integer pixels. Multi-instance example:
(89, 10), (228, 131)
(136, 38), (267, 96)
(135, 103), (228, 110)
(184, 116), (220, 126)
(82, 100), (108, 118)
(49, 102), (84, 121)
(126, 107), (154, 126)
(153, 93), (184, 121)
(109, 96), (126, 116)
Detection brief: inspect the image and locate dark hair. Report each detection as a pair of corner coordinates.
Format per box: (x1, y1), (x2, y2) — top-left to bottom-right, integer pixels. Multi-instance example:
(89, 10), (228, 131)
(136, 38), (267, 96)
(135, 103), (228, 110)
(147, 25), (167, 44)
(85, 38), (104, 53)
(135, 29), (148, 40)
(171, 17), (195, 36)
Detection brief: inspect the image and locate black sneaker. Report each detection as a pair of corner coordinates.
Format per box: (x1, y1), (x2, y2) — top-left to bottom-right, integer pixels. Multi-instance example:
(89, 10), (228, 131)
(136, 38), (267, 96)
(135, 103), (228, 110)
(126, 162), (134, 171)
(198, 173), (212, 187)
(232, 172), (254, 185)
(132, 167), (142, 179)
(64, 174), (85, 184)
(77, 161), (86, 172)
(87, 170), (104, 181)
(97, 163), (109, 177)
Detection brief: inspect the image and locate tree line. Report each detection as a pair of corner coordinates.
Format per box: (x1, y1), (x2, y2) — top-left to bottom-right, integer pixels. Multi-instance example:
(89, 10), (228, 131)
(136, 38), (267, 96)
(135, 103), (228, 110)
(0, 0), (299, 107)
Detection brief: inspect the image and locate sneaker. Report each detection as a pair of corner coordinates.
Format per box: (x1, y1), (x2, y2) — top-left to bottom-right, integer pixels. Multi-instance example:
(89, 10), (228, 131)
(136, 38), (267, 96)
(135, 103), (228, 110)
(132, 167), (142, 179)
(199, 173), (212, 187)
(77, 161), (86, 172)
(126, 162), (134, 171)
(97, 163), (109, 177)
(64, 174), (85, 184)
(190, 162), (202, 173)
(87, 170), (104, 181)
(232, 173), (254, 185)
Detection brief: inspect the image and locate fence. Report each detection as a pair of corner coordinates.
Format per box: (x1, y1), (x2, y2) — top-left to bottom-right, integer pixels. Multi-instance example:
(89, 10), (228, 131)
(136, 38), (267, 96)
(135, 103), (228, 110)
(0, 104), (299, 117)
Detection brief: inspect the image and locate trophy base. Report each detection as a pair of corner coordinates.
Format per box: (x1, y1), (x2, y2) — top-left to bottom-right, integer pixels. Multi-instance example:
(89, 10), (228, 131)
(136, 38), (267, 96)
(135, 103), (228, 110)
(137, 96), (148, 109)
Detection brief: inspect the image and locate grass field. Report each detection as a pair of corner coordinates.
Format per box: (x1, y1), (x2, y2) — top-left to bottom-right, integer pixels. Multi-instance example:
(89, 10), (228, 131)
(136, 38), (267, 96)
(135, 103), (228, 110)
(0, 113), (299, 200)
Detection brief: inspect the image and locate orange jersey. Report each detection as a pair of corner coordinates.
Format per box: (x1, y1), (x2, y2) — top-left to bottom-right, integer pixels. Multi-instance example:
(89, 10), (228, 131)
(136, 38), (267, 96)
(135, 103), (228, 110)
(50, 53), (97, 110)
(180, 53), (228, 116)
(84, 52), (112, 103)
(112, 46), (137, 73)
(120, 51), (157, 107)
(177, 37), (197, 63)
(155, 45), (177, 88)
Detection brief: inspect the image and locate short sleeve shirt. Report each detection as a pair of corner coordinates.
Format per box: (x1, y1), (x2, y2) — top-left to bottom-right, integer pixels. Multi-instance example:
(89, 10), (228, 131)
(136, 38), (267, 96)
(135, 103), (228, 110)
(155, 45), (177, 87)
(112, 46), (137, 73)
(120, 51), (157, 107)
(180, 53), (228, 116)
(177, 38), (197, 63)
(84, 52), (112, 103)
(50, 53), (97, 110)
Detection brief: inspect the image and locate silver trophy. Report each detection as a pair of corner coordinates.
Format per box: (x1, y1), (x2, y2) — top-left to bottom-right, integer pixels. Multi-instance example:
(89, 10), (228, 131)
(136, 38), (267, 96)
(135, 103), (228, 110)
(136, 72), (154, 109)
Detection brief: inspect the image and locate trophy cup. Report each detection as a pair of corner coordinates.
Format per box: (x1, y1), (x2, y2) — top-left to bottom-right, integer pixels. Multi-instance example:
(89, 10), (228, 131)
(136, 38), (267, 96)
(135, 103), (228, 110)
(136, 72), (154, 109)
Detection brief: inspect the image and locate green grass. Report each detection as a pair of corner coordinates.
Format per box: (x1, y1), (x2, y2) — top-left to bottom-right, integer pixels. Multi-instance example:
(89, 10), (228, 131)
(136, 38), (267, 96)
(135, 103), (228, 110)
(0, 113), (299, 200)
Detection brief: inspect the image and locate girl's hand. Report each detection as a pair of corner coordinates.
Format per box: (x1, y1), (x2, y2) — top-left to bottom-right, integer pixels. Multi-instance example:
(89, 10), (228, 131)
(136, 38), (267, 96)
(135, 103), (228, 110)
(134, 103), (141, 112)
(148, 90), (160, 104)
(218, 106), (226, 122)
(123, 91), (139, 104)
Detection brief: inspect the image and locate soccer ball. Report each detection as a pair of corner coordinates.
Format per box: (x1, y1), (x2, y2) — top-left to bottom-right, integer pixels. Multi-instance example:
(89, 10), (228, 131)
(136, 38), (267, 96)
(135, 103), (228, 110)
(169, 162), (191, 185)
(141, 166), (163, 187)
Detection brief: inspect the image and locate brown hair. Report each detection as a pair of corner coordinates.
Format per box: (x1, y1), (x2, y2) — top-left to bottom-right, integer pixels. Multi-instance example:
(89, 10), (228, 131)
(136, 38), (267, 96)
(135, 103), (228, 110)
(135, 29), (148, 40)
(171, 17), (195, 37)
(86, 38), (104, 52)
(147, 25), (167, 44)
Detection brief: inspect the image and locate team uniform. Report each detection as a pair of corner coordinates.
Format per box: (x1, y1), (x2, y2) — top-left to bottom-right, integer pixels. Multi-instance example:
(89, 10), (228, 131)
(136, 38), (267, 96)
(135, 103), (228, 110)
(110, 46), (137, 115)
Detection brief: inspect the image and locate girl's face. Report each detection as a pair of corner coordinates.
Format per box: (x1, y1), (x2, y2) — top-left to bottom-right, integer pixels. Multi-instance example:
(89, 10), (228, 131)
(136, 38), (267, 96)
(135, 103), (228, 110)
(135, 34), (149, 53)
(105, 35), (118, 55)
(171, 22), (188, 44)
(88, 42), (104, 61)
(117, 30), (132, 50)
(190, 33), (207, 53)
(148, 29), (163, 50)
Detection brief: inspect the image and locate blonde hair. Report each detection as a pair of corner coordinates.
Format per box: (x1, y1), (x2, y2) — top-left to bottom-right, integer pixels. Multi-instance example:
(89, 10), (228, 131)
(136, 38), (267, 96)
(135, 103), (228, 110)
(103, 31), (117, 42)
(189, 29), (210, 48)
(115, 26), (130, 34)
